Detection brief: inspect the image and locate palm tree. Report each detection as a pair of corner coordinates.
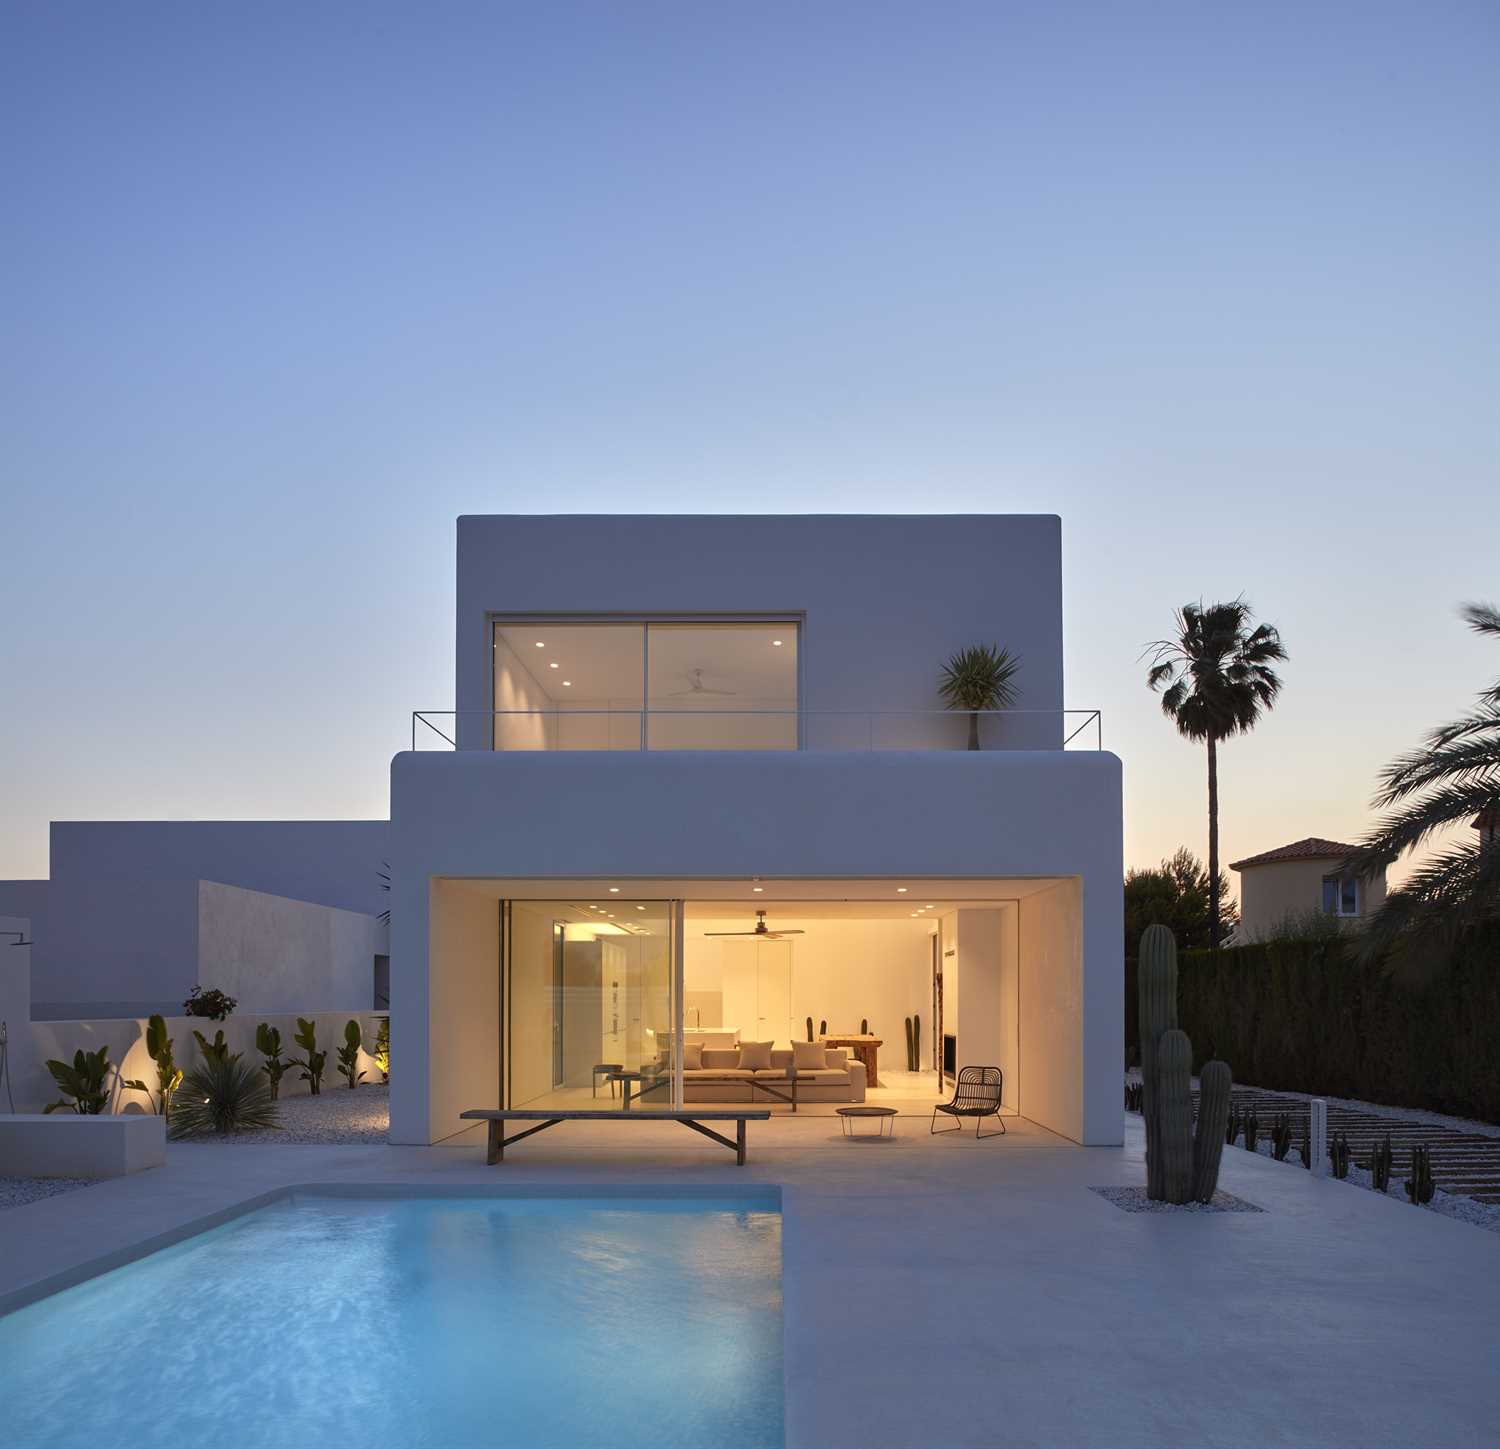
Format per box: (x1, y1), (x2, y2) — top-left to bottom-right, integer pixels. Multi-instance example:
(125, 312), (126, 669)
(938, 643), (1022, 750)
(1144, 599), (1287, 948)
(1347, 602), (1500, 956)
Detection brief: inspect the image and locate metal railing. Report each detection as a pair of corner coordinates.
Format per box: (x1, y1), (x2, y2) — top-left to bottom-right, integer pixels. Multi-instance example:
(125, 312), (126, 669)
(410, 708), (1103, 752)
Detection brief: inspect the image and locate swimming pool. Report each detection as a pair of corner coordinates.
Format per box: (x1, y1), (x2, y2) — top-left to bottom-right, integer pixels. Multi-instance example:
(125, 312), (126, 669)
(0, 1191), (783, 1449)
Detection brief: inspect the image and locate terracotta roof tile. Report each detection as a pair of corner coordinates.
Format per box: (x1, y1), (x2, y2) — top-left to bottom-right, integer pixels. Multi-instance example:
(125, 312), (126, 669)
(1228, 837), (1357, 871)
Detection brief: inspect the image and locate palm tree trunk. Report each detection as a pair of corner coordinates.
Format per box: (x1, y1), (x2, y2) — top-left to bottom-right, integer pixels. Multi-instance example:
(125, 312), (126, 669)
(1207, 733), (1221, 948)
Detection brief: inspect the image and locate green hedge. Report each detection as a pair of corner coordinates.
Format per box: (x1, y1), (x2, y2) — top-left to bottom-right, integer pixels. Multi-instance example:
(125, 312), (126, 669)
(1125, 927), (1500, 1124)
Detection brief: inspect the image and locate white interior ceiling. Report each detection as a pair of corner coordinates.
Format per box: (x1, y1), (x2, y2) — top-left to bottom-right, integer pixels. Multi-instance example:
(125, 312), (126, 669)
(447, 876), (1069, 904)
(494, 621), (798, 705)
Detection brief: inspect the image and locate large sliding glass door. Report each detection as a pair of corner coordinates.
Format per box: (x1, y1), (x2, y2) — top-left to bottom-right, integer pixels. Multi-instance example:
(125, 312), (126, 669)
(503, 898), (681, 1110)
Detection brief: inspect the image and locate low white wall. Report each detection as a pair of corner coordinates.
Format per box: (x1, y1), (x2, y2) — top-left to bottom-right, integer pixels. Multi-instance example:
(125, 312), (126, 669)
(198, 881), (388, 1015)
(21, 1010), (387, 1115)
(0, 1113), (165, 1177)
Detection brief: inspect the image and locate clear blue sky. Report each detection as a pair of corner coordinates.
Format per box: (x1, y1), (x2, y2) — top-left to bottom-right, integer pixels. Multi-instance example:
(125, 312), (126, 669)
(3, 1), (1496, 885)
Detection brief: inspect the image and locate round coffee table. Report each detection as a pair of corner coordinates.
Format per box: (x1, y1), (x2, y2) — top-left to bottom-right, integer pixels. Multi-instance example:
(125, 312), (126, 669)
(837, 1106), (897, 1139)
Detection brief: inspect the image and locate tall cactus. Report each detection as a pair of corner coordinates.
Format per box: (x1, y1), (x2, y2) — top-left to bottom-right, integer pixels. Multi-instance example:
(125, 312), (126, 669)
(1138, 923), (1233, 1205)
(1192, 1060), (1232, 1203)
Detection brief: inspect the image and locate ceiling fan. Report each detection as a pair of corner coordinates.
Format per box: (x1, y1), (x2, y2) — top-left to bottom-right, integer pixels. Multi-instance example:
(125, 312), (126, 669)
(667, 668), (738, 698)
(704, 910), (804, 940)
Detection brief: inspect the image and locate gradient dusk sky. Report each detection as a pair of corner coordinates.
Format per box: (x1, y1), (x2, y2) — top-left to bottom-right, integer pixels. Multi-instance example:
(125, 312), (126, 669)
(3, 2), (1496, 888)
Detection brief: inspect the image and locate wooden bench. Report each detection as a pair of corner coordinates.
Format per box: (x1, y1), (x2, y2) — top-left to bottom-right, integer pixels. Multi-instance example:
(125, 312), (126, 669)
(459, 1108), (773, 1166)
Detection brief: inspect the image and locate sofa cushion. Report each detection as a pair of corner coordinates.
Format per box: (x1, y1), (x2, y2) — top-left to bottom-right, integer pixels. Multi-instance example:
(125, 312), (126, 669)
(792, 1041), (827, 1071)
(794, 1068), (851, 1083)
(682, 1041), (703, 1071)
(701, 1048), (741, 1070)
(752, 1067), (792, 1082)
(685, 1067), (755, 1081)
(737, 1040), (773, 1071)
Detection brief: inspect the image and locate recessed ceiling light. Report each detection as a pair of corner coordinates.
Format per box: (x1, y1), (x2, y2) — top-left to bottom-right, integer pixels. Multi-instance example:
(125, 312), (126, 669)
(609, 887), (620, 893)
(910, 912), (919, 917)
(562, 680), (572, 687)
(549, 662), (559, 669)
(636, 906), (646, 911)
(896, 887), (908, 894)
(772, 639), (783, 646)
(534, 642), (545, 648)
(752, 886), (764, 892)
(926, 904), (936, 909)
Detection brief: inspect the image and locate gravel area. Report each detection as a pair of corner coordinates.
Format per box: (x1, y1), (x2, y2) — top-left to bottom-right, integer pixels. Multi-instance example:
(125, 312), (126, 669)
(177, 1083), (390, 1145)
(1235, 1134), (1500, 1234)
(0, 1176), (97, 1211)
(1091, 1185), (1263, 1214)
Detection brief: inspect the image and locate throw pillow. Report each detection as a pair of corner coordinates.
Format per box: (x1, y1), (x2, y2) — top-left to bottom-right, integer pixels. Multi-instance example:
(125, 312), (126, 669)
(737, 1040), (773, 1071)
(682, 1042), (703, 1071)
(791, 1040), (827, 1072)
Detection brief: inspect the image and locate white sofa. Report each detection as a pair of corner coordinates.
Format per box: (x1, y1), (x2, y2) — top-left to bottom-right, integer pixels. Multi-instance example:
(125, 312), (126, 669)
(678, 1045), (866, 1104)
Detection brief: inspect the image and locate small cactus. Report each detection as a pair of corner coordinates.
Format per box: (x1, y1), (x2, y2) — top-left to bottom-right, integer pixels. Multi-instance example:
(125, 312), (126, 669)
(1300, 1117), (1312, 1170)
(904, 1016), (914, 1071)
(1329, 1132), (1351, 1179)
(913, 1013), (920, 1069)
(1271, 1113), (1292, 1160)
(1225, 1104), (1241, 1145)
(819, 1019), (826, 1037)
(1405, 1145), (1435, 1205)
(1242, 1108), (1260, 1152)
(1370, 1135), (1393, 1193)
(806, 1016), (814, 1043)
(860, 1018), (869, 1036)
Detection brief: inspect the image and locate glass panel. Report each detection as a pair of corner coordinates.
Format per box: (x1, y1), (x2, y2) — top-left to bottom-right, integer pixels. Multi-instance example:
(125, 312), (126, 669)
(492, 623), (645, 750)
(646, 622), (797, 749)
(1341, 877), (1359, 915)
(505, 899), (677, 1110)
(1322, 878), (1338, 915)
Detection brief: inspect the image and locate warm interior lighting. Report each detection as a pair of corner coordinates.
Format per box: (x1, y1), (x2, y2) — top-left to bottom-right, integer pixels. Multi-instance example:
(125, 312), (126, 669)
(609, 887), (620, 893)
(772, 639), (783, 646)
(562, 680), (572, 686)
(534, 642), (545, 648)
(752, 886), (764, 892)
(549, 662), (559, 669)
(896, 887), (908, 894)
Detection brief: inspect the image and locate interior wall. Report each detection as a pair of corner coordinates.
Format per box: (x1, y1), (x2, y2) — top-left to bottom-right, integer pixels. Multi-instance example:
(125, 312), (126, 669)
(426, 880), (500, 1139)
(685, 915), (934, 1059)
(507, 902), (556, 1107)
(1018, 879), (1084, 1143)
(950, 907), (1018, 1111)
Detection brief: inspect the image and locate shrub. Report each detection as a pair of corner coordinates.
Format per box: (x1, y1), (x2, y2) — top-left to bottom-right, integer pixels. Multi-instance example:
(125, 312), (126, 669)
(336, 1019), (365, 1089)
(255, 1023), (291, 1100)
(372, 1016), (389, 1084)
(193, 1028), (232, 1063)
(183, 986), (238, 1021)
(169, 1055), (279, 1138)
(44, 1046), (113, 1114)
(290, 1018), (326, 1095)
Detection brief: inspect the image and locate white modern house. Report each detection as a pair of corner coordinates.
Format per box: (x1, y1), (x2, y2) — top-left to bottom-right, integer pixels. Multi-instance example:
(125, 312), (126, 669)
(388, 514), (1123, 1148)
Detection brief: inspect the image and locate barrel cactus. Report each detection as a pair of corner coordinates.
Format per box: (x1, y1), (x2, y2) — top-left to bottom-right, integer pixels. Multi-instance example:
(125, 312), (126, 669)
(1137, 924), (1233, 1204)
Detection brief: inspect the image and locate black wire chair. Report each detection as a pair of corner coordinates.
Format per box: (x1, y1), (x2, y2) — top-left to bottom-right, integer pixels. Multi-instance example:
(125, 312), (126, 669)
(931, 1066), (1006, 1139)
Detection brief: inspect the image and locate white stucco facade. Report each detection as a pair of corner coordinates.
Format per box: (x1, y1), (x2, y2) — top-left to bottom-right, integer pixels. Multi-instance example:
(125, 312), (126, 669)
(389, 513), (1124, 1149)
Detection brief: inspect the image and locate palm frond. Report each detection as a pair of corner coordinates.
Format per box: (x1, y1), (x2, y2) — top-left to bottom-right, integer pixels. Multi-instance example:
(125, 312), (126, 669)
(1348, 779), (1500, 870)
(1357, 840), (1500, 961)
(1373, 729), (1500, 806)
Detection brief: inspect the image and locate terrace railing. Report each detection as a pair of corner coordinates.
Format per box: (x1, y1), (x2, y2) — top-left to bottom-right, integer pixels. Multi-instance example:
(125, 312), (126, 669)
(409, 708), (1103, 752)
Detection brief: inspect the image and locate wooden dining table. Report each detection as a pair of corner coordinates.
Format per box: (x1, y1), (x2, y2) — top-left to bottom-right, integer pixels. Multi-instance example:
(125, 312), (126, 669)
(821, 1033), (883, 1088)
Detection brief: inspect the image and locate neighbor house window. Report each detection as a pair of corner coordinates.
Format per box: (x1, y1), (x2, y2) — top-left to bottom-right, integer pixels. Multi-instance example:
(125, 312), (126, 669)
(491, 619), (798, 750)
(1322, 874), (1360, 917)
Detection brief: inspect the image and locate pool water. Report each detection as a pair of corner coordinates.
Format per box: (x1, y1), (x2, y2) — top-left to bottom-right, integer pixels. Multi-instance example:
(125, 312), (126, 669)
(0, 1192), (783, 1449)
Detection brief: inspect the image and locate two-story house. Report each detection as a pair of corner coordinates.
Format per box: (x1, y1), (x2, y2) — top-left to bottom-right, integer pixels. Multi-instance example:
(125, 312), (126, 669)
(388, 514), (1123, 1147)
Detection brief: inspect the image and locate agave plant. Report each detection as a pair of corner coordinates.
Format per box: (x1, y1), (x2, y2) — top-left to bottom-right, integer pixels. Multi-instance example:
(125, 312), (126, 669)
(938, 643), (1022, 750)
(1347, 602), (1500, 958)
(168, 1055), (280, 1138)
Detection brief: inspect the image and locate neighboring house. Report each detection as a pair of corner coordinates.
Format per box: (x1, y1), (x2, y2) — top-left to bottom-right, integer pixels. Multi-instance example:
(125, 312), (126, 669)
(1474, 805), (1499, 850)
(1, 821), (389, 1018)
(388, 514), (1124, 1148)
(1229, 837), (1388, 941)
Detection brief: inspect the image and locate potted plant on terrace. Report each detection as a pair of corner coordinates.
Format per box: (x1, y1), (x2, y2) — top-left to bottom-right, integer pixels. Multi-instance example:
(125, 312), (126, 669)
(938, 643), (1022, 750)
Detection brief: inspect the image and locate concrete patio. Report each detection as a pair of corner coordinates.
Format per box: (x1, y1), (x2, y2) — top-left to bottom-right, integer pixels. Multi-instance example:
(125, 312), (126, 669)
(1, 1113), (1496, 1449)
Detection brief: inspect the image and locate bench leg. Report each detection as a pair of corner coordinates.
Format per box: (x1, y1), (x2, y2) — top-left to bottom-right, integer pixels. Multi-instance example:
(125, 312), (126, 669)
(737, 1118), (746, 1167)
(487, 1119), (503, 1166)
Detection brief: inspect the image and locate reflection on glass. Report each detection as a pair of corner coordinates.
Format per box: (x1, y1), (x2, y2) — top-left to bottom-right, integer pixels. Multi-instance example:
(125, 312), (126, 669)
(646, 623), (798, 749)
(492, 623), (645, 750)
(506, 901), (677, 1111)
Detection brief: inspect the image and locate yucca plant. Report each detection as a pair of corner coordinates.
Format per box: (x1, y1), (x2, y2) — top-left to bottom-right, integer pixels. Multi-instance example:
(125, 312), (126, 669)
(938, 643), (1022, 750)
(169, 1055), (280, 1138)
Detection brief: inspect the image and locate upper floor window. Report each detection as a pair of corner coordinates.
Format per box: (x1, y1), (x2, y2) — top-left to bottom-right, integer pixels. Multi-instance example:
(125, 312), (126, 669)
(1321, 874), (1359, 917)
(491, 619), (799, 750)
